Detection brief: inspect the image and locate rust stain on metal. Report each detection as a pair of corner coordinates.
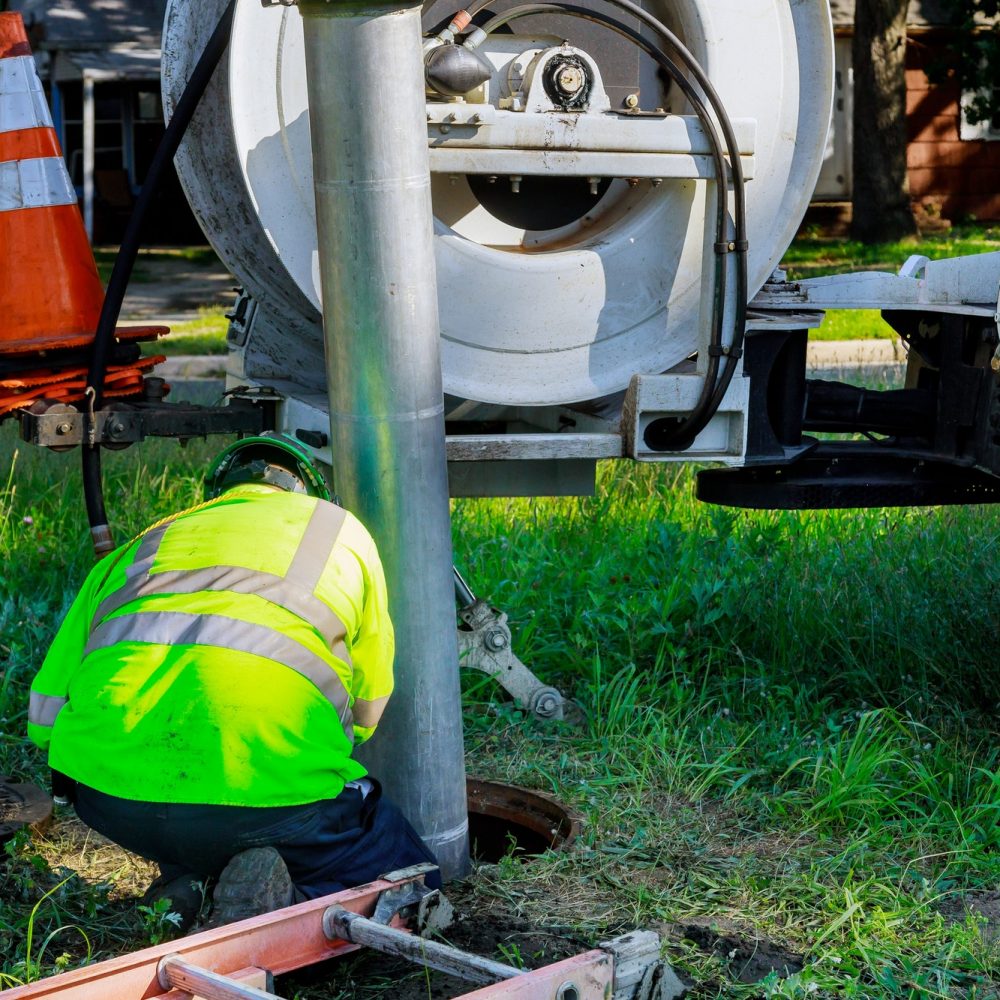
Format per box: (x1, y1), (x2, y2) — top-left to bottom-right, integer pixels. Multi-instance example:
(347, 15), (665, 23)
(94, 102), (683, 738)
(467, 777), (581, 849)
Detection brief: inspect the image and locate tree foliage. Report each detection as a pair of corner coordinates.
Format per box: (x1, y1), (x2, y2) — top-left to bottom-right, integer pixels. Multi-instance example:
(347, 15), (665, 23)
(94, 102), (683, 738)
(931, 0), (1000, 126)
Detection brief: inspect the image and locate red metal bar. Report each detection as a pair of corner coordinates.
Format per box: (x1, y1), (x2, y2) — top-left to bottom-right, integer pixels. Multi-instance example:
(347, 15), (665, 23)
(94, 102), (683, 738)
(2, 878), (613, 1000)
(0, 878), (403, 1000)
(457, 951), (612, 1000)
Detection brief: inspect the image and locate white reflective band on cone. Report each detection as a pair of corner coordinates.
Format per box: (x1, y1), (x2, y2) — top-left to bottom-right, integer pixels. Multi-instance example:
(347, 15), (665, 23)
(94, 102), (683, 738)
(0, 156), (76, 212)
(0, 56), (53, 134)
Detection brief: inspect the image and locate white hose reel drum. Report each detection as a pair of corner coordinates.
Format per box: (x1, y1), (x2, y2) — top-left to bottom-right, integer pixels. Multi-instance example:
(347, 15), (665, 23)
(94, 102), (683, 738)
(164, 0), (833, 408)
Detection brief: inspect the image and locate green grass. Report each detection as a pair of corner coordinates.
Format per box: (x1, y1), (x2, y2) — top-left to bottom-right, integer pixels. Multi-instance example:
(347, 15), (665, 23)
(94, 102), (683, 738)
(808, 309), (897, 342)
(139, 308), (229, 357)
(92, 247), (223, 286)
(783, 224), (1000, 280)
(3, 429), (1000, 996)
(781, 224), (1000, 343)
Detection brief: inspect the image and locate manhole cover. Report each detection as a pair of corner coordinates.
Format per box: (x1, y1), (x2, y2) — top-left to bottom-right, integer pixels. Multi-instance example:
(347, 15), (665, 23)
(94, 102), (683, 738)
(466, 778), (580, 863)
(0, 777), (53, 846)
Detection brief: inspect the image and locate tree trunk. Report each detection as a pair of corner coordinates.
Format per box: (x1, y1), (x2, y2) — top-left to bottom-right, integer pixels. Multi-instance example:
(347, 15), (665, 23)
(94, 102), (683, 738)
(851, 0), (917, 242)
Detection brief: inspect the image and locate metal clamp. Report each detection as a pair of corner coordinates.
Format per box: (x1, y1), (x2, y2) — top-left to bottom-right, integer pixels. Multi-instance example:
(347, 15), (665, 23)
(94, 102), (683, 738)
(371, 864), (454, 935)
(454, 569), (565, 720)
(457, 598), (565, 720)
(598, 931), (685, 1000)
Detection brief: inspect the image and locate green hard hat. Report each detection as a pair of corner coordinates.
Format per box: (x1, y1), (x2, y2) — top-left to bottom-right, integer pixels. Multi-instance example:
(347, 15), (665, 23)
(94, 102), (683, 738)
(205, 432), (332, 501)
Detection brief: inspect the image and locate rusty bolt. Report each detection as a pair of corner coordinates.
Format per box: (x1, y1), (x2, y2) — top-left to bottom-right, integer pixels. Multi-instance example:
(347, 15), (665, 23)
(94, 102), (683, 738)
(485, 628), (508, 651)
(533, 691), (560, 717)
(56, 421), (72, 435)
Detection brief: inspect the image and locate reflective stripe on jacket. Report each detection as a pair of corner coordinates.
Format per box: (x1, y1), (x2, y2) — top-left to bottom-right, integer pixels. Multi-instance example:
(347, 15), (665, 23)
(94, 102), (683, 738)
(28, 484), (394, 807)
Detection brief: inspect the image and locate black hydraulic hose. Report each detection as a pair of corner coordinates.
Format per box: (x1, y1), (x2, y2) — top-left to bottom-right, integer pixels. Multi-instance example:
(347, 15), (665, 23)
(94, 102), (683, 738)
(82, 1), (236, 556)
(468, 0), (747, 447)
(473, 3), (728, 247)
(591, 0), (748, 442)
(470, 2), (729, 428)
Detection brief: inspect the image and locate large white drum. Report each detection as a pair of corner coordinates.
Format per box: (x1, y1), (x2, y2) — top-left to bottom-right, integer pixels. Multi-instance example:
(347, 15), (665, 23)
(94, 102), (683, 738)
(163, 0), (833, 406)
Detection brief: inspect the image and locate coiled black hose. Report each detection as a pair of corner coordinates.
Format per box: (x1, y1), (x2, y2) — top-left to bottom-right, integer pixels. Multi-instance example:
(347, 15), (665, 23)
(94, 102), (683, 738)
(464, 0), (747, 448)
(82, 1), (236, 556)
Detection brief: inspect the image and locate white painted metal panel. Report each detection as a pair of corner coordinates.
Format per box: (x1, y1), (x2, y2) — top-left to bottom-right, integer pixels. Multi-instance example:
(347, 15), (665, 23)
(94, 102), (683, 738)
(164, 0), (834, 407)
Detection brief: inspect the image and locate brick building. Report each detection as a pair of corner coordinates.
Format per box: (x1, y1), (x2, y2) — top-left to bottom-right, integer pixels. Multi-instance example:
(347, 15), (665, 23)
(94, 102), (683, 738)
(824, 0), (1000, 222)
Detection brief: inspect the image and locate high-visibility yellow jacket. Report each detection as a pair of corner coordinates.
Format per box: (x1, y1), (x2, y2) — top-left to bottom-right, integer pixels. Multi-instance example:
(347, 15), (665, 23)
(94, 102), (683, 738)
(27, 484), (394, 807)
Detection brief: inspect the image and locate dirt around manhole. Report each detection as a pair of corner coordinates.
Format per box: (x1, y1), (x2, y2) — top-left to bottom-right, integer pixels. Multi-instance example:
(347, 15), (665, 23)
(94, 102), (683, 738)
(280, 887), (597, 1000)
(671, 917), (803, 984)
(938, 890), (1000, 940)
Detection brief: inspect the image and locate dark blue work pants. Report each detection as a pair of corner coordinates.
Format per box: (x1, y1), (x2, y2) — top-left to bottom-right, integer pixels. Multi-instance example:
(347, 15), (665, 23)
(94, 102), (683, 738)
(74, 779), (440, 898)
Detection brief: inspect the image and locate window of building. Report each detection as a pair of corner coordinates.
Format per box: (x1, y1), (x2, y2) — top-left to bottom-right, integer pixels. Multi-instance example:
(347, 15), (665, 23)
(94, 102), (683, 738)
(960, 87), (1000, 141)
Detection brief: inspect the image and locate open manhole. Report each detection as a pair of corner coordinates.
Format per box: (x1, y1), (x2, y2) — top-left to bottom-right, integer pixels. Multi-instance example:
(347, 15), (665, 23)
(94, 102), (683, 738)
(0, 777), (53, 846)
(466, 778), (579, 862)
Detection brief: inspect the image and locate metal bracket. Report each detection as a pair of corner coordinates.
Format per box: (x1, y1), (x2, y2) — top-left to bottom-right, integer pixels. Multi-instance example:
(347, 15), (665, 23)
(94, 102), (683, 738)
(598, 931), (686, 1000)
(19, 397), (264, 449)
(372, 864), (454, 935)
(456, 595), (565, 720)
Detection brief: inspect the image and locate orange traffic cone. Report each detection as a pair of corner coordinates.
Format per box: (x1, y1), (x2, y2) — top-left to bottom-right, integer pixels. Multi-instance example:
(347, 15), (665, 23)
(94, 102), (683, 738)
(0, 12), (107, 354)
(0, 12), (170, 418)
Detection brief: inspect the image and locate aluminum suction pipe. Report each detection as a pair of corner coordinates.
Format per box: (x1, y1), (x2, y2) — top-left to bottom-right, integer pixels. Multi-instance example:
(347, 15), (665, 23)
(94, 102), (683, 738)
(299, 0), (470, 879)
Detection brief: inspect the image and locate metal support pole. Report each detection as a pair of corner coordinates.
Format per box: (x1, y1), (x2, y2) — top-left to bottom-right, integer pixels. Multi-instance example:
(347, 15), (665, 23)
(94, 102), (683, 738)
(299, 0), (470, 879)
(82, 72), (95, 242)
(324, 907), (525, 985)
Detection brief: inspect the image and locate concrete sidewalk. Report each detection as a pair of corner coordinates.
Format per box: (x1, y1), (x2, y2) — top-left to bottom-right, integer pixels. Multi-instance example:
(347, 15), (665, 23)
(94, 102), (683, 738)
(120, 256), (235, 325)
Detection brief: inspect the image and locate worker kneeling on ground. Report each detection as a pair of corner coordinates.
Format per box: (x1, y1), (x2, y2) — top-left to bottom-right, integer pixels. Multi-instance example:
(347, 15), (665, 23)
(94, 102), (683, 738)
(27, 433), (439, 930)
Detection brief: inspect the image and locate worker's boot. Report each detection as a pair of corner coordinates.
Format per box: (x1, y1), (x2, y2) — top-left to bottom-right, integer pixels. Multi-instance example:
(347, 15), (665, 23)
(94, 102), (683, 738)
(205, 847), (294, 928)
(140, 870), (206, 935)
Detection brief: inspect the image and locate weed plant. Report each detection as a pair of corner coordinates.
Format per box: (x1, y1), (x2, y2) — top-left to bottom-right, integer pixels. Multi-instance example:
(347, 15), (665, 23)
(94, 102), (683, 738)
(3, 425), (1000, 997)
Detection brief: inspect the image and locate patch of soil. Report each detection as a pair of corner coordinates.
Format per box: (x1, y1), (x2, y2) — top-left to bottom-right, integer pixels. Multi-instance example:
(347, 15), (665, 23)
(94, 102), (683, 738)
(937, 890), (1000, 940)
(670, 917), (803, 984)
(280, 888), (594, 1000)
